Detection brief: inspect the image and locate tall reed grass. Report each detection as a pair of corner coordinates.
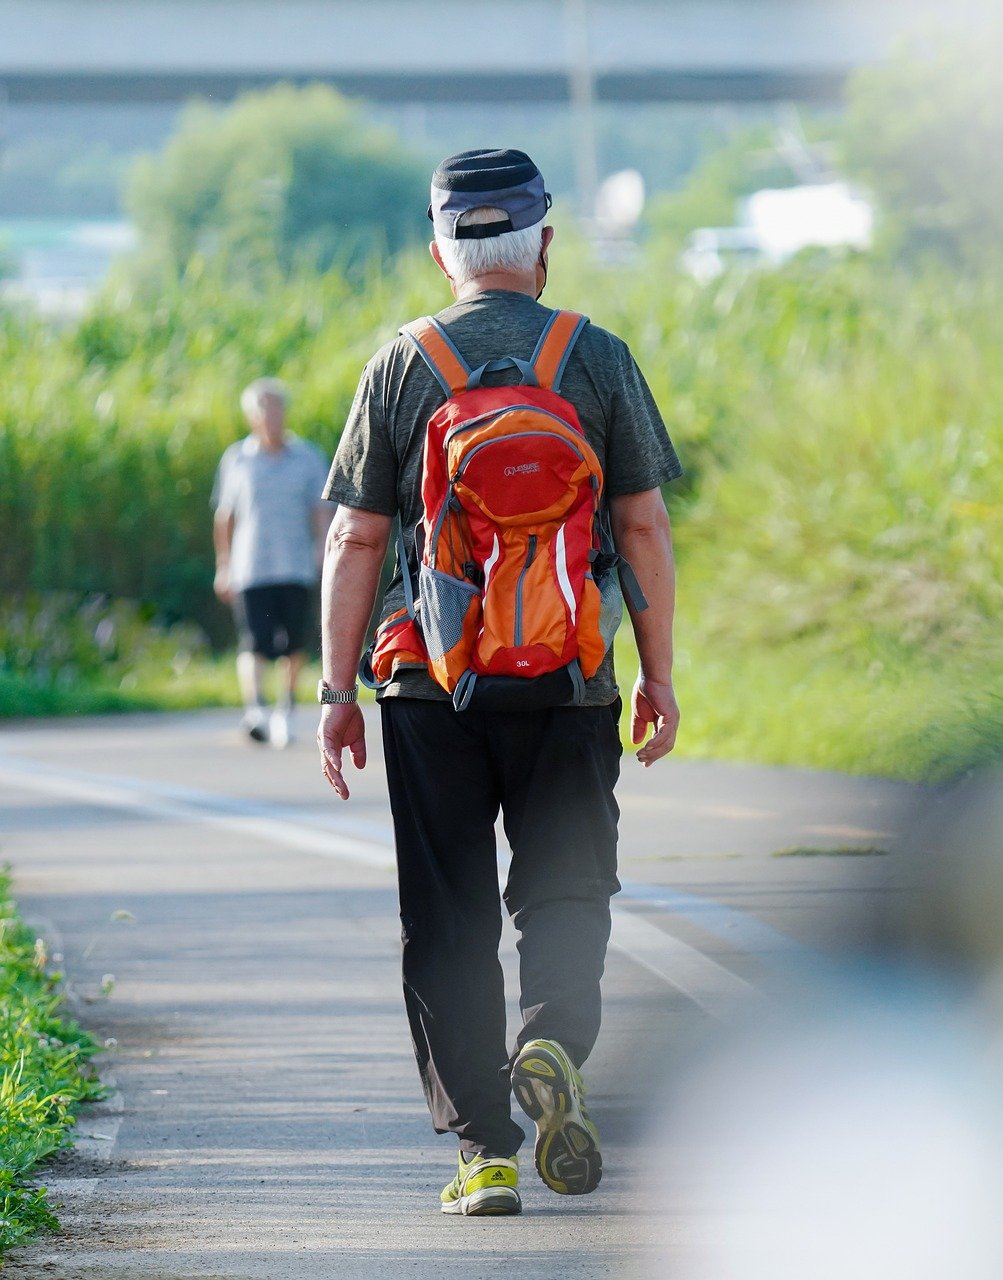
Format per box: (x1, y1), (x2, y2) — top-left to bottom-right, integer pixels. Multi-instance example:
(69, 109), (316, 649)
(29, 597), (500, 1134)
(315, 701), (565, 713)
(3, 243), (1000, 775)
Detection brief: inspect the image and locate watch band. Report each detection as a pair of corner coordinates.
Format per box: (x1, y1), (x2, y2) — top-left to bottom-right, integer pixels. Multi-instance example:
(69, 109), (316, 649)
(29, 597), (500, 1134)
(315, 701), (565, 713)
(317, 680), (359, 705)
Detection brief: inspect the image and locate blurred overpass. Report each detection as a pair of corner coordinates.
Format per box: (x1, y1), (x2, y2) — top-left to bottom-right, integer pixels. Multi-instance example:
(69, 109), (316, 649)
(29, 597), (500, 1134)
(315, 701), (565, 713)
(0, 0), (988, 106)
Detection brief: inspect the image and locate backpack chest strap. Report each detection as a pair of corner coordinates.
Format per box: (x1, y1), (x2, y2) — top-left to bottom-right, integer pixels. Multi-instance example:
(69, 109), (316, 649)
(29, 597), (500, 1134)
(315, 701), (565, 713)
(403, 310), (589, 398)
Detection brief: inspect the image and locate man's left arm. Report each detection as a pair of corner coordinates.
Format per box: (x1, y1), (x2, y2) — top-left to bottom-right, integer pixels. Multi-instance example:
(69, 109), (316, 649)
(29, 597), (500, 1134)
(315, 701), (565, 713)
(316, 504), (393, 800)
(610, 488), (680, 766)
(603, 338), (684, 766)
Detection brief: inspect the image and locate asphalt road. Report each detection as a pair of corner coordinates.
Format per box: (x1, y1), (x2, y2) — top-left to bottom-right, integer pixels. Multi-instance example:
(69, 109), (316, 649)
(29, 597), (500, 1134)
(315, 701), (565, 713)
(0, 707), (923, 1279)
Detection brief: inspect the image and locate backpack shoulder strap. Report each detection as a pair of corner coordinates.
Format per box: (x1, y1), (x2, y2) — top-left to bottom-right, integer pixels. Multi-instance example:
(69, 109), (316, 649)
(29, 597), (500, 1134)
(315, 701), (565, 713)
(530, 310), (589, 393)
(400, 316), (471, 397)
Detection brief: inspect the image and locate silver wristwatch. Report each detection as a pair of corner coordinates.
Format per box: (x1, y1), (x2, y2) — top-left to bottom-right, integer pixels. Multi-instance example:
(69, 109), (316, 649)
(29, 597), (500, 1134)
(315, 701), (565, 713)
(317, 680), (359, 705)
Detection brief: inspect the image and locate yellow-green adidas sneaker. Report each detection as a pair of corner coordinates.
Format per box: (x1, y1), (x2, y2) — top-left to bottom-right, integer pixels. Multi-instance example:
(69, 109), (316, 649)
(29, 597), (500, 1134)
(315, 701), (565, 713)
(511, 1039), (601, 1195)
(440, 1151), (521, 1216)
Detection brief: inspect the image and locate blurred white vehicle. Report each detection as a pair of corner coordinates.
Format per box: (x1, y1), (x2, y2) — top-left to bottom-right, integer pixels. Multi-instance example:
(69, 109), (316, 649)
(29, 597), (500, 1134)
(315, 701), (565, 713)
(745, 181), (874, 259)
(681, 181), (874, 281)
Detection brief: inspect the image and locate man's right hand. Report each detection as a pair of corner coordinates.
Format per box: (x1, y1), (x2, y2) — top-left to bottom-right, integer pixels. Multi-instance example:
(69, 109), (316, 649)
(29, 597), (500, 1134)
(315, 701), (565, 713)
(213, 567), (233, 604)
(317, 703), (368, 800)
(630, 675), (680, 766)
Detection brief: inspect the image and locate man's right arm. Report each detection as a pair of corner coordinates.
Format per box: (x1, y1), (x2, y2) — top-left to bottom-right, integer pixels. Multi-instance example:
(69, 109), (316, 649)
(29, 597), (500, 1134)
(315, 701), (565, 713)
(317, 504), (393, 800)
(212, 509), (236, 603)
(610, 487), (680, 766)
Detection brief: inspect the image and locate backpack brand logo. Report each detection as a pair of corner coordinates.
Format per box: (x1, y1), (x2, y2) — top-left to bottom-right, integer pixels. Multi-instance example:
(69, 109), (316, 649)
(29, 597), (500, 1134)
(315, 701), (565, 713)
(504, 461), (540, 478)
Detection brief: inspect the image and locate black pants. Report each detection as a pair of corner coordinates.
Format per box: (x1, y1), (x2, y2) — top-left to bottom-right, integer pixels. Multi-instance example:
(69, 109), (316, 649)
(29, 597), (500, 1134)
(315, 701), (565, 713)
(380, 697), (622, 1157)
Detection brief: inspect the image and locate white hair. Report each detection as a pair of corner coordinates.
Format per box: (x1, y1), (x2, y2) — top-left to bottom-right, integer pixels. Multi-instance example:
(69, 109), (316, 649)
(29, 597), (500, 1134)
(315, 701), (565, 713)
(240, 377), (288, 419)
(436, 207), (545, 285)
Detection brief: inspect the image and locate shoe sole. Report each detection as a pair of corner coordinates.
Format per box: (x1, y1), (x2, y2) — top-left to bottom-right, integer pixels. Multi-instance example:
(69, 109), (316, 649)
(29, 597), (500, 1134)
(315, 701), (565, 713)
(244, 723), (269, 743)
(511, 1044), (602, 1196)
(441, 1187), (521, 1216)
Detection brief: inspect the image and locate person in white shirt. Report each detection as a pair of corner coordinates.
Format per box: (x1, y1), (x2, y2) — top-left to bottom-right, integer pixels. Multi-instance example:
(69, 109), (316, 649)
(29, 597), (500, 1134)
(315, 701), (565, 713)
(212, 378), (333, 746)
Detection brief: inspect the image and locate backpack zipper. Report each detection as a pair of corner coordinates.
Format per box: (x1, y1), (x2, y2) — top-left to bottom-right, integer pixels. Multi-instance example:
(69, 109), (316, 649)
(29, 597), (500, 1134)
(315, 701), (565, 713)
(444, 406), (586, 454)
(428, 490), (460, 569)
(514, 535), (537, 647)
(453, 429), (586, 482)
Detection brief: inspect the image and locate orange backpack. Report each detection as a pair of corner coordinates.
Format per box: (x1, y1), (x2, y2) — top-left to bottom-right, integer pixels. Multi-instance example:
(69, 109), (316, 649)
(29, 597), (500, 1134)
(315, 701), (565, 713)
(362, 309), (645, 710)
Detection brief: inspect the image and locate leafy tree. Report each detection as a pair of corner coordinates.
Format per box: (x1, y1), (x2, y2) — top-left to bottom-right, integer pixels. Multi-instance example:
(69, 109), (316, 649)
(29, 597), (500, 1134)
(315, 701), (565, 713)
(127, 84), (428, 276)
(843, 25), (1003, 261)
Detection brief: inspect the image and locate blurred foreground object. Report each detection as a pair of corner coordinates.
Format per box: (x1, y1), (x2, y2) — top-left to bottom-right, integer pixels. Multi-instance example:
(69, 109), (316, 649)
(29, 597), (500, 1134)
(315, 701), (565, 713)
(648, 981), (1003, 1280)
(901, 768), (1003, 972)
(641, 769), (1003, 1279)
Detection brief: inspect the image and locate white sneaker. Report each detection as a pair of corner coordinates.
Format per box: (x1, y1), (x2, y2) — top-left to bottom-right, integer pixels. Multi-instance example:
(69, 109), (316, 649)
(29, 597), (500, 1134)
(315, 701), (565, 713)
(269, 708), (293, 749)
(241, 706), (269, 744)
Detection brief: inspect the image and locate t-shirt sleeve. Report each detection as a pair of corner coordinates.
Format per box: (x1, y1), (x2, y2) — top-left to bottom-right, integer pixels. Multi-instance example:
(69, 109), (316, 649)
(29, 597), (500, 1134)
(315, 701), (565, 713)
(322, 358), (398, 516)
(602, 338), (683, 497)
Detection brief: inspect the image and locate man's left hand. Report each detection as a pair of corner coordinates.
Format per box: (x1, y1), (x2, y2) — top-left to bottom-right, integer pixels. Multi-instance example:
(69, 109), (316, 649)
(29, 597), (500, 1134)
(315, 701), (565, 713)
(317, 703), (368, 800)
(631, 675), (680, 767)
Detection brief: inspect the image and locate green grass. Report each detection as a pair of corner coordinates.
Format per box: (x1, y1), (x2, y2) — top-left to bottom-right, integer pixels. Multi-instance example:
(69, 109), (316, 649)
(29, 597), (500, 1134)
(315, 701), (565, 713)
(0, 657), (240, 719)
(0, 665), (237, 718)
(0, 656), (339, 720)
(615, 625), (1003, 782)
(679, 645), (1003, 784)
(0, 871), (105, 1260)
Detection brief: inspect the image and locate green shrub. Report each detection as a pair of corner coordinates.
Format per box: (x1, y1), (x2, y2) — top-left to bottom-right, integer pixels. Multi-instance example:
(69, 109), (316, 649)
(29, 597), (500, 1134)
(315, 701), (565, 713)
(127, 83), (428, 278)
(0, 593), (208, 691)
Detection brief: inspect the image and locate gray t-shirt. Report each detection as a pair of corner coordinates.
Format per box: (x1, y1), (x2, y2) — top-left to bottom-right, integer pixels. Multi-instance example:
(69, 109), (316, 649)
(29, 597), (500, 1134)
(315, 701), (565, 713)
(324, 289), (682, 703)
(213, 433), (332, 592)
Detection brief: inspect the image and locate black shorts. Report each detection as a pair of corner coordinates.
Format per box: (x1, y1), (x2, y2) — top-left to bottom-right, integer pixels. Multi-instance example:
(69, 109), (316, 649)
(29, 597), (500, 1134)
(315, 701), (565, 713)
(233, 584), (312, 659)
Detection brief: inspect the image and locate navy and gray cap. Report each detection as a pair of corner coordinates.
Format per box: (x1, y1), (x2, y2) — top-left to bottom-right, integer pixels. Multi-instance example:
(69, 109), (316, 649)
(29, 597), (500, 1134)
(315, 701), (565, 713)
(428, 148), (552, 240)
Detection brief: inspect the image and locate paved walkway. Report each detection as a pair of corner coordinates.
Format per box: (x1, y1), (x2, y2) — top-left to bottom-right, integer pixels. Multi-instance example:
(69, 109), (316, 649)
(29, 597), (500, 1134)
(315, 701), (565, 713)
(0, 709), (922, 1279)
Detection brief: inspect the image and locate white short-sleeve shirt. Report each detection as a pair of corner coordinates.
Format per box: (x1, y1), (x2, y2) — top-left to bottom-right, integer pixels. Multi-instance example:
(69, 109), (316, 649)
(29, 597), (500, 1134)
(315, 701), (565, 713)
(213, 433), (332, 592)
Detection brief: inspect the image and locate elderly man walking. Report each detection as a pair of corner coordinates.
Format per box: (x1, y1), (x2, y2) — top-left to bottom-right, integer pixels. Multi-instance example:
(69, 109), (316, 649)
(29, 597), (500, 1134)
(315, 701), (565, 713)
(213, 378), (332, 747)
(317, 149), (682, 1215)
